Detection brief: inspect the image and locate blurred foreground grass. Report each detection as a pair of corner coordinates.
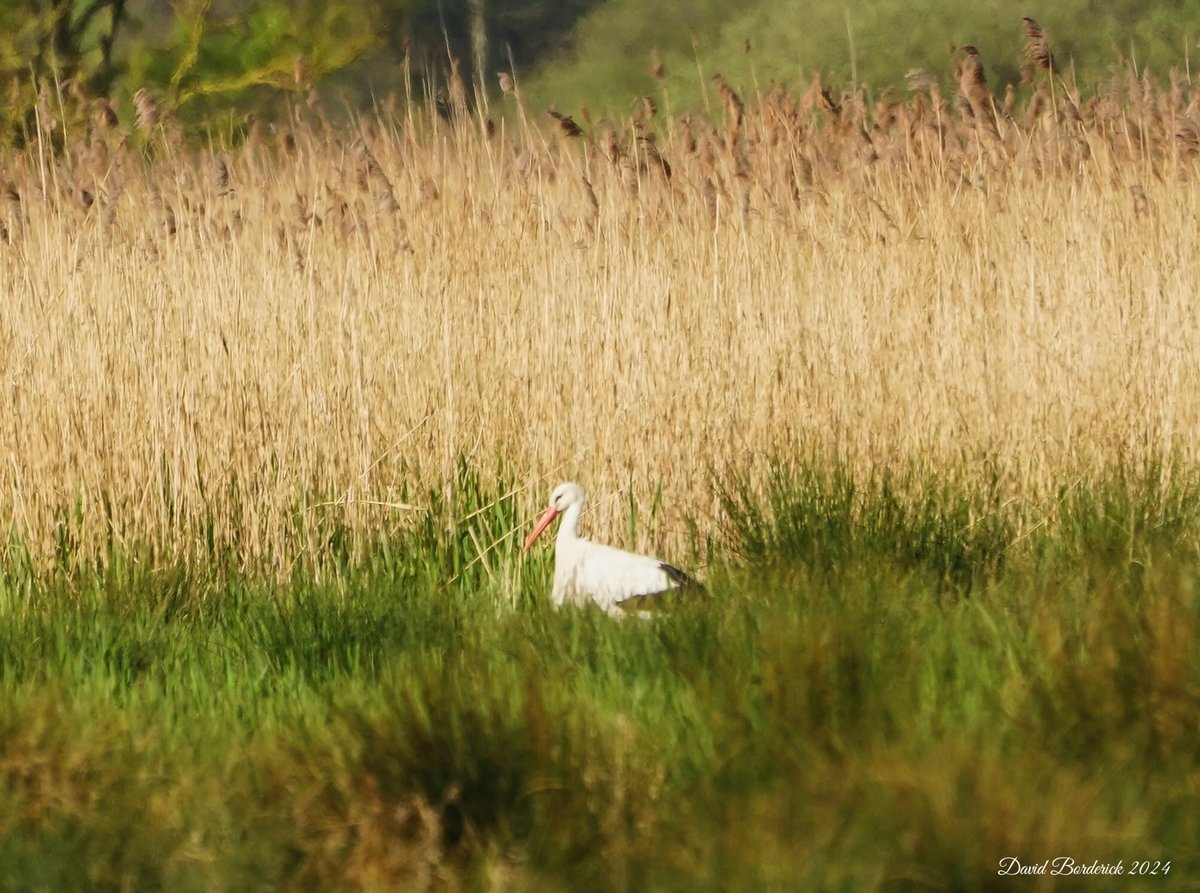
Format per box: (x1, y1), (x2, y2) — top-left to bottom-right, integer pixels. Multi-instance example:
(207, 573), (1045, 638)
(0, 463), (1197, 891)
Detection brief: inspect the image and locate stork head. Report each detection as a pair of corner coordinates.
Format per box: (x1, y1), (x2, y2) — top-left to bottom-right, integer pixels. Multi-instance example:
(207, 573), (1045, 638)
(522, 482), (585, 553)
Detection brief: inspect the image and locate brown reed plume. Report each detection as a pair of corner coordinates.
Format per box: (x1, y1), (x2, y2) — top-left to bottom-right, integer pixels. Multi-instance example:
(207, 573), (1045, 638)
(447, 55), (468, 119)
(1022, 17), (1057, 79)
(146, 182), (176, 236)
(711, 73), (746, 130)
(636, 130), (672, 179)
(133, 88), (159, 132)
(802, 74), (841, 119)
(956, 45), (999, 137)
(214, 156), (232, 197)
(546, 109), (584, 138)
(93, 99), (118, 131)
(636, 96), (657, 124)
(354, 139), (399, 213)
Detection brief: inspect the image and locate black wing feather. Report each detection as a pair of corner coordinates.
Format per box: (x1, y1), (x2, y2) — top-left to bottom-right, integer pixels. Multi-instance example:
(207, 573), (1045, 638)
(616, 563), (707, 612)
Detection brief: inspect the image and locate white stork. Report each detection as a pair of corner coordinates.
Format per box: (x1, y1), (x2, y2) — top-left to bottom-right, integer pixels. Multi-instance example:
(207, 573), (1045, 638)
(521, 482), (701, 615)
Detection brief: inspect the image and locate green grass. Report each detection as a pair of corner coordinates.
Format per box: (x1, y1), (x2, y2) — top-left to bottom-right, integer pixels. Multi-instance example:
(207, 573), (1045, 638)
(0, 464), (1198, 890)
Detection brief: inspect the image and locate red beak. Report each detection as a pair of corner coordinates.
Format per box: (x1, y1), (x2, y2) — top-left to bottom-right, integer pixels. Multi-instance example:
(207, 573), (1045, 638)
(522, 505), (559, 553)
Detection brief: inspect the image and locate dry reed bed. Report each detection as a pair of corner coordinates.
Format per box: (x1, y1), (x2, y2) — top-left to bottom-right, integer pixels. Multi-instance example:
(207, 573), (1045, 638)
(2, 45), (1200, 569)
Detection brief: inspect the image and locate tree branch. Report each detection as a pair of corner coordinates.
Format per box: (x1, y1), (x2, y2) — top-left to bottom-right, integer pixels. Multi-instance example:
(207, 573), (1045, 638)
(72, 0), (114, 34)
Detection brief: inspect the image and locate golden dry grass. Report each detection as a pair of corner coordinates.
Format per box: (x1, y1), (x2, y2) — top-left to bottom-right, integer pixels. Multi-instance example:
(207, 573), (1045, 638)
(3, 58), (1200, 570)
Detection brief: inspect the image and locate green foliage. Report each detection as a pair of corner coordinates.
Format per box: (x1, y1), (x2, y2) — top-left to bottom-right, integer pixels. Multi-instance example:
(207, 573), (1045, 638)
(0, 0), (126, 89)
(125, 0), (380, 116)
(0, 462), (1198, 887)
(0, 0), (389, 141)
(525, 0), (1200, 116)
(5, 0), (1198, 142)
(718, 459), (1014, 594)
(0, 0), (126, 142)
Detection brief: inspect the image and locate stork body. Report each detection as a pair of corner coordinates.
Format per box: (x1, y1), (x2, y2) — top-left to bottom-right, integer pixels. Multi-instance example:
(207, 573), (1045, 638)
(522, 482), (698, 615)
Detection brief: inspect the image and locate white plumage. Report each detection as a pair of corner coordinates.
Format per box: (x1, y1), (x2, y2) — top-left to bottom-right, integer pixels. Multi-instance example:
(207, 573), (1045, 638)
(521, 482), (698, 615)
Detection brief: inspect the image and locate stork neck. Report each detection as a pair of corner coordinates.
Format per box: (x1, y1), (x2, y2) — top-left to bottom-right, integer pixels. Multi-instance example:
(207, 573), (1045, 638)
(556, 498), (583, 542)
